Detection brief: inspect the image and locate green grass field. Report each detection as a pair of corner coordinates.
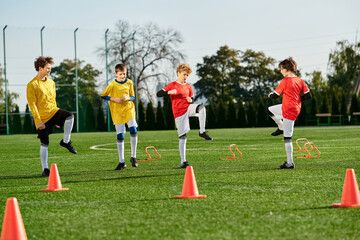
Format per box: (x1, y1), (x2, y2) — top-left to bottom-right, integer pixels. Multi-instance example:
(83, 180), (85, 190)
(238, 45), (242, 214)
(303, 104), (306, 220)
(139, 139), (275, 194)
(1, 126), (360, 239)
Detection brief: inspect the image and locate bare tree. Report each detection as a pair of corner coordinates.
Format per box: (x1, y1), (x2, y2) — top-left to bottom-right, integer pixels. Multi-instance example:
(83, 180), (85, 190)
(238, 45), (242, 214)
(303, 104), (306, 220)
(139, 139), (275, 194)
(98, 20), (185, 102)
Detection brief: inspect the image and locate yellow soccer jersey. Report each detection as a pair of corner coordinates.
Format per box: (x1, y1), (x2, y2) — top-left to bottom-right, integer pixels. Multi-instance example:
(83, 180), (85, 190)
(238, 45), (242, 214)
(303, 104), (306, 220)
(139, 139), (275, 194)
(26, 76), (59, 128)
(101, 78), (136, 125)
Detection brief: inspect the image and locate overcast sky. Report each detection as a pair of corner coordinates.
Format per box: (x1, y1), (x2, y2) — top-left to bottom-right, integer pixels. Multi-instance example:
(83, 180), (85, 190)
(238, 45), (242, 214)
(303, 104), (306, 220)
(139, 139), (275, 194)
(1, 0), (359, 110)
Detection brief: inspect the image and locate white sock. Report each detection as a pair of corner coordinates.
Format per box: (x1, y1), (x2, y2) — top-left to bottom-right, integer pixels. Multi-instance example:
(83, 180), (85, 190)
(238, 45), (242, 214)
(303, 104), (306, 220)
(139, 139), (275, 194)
(284, 139), (294, 165)
(117, 140), (125, 163)
(40, 144), (48, 169)
(179, 137), (187, 163)
(63, 115), (74, 143)
(130, 134), (137, 158)
(198, 107), (206, 133)
(270, 116), (284, 130)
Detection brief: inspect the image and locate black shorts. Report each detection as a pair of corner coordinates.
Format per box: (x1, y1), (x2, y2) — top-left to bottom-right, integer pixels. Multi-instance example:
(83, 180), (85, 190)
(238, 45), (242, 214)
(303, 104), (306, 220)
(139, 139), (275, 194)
(37, 109), (73, 145)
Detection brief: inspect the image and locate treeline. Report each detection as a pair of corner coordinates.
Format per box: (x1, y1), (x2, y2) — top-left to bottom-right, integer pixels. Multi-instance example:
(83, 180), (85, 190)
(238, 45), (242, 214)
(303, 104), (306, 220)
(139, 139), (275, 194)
(2, 91), (359, 135)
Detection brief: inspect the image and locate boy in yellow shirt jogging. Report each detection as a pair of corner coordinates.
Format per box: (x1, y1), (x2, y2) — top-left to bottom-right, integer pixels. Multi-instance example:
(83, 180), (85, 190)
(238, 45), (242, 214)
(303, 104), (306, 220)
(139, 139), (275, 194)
(27, 56), (77, 177)
(101, 64), (138, 170)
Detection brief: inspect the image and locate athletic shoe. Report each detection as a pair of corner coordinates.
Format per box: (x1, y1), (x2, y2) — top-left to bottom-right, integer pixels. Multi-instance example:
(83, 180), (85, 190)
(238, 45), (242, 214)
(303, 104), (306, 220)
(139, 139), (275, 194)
(279, 161), (295, 169)
(130, 157), (138, 167)
(60, 140), (77, 154)
(115, 162), (126, 170)
(180, 161), (190, 168)
(271, 128), (283, 136)
(199, 131), (213, 141)
(42, 168), (50, 177)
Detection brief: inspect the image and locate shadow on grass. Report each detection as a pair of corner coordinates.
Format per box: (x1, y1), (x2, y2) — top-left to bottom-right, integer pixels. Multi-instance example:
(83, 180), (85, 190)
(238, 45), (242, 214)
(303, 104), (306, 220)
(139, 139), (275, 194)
(0, 174), (44, 180)
(63, 172), (184, 184)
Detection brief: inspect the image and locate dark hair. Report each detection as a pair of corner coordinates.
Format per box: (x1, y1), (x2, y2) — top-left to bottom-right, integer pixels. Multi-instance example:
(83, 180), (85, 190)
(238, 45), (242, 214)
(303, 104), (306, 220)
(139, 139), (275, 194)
(34, 56), (54, 71)
(279, 57), (297, 74)
(115, 63), (127, 72)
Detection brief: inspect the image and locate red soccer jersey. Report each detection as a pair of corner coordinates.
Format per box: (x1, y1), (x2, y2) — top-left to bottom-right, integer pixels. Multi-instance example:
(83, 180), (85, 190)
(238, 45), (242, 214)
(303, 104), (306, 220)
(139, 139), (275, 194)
(274, 76), (310, 121)
(163, 81), (193, 119)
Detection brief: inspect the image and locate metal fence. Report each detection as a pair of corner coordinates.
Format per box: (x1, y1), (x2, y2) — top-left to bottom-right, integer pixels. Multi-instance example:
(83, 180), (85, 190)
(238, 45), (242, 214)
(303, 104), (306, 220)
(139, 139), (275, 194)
(1, 25), (138, 135)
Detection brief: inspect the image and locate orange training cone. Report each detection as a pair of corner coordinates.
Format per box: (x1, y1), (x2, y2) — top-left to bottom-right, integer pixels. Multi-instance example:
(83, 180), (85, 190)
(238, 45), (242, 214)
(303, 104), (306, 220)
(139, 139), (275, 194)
(1, 197), (27, 240)
(332, 169), (360, 208)
(175, 166), (206, 199)
(41, 164), (69, 192)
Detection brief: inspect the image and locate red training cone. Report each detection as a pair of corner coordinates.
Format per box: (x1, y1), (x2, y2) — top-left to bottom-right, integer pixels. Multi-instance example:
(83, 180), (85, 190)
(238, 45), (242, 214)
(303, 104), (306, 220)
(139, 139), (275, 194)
(1, 197), (27, 240)
(41, 164), (69, 192)
(332, 169), (360, 208)
(175, 166), (206, 199)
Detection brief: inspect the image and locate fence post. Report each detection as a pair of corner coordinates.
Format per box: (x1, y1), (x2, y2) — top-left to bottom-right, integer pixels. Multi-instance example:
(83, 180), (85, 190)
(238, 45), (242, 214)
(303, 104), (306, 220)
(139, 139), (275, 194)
(74, 28), (79, 132)
(3, 25), (9, 135)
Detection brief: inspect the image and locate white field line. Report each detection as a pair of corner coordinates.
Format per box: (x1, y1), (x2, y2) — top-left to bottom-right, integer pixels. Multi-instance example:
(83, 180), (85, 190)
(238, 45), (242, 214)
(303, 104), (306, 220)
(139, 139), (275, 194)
(90, 143), (360, 152)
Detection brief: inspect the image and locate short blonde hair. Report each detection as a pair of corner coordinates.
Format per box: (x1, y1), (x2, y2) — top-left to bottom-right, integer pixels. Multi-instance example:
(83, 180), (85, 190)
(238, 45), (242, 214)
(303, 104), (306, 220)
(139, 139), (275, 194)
(176, 63), (192, 74)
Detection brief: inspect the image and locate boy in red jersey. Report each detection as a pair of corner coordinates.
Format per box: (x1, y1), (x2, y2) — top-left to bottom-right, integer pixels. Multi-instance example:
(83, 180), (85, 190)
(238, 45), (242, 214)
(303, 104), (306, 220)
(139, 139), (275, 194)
(157, 63), (212, 168)
(268, 57), (311, 169)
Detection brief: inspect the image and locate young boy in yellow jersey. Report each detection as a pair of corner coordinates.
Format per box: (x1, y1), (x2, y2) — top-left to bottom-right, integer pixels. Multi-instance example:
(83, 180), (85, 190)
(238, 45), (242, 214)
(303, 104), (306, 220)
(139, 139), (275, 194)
(101, 64), (138, 170)
(27, 56), (77, 177)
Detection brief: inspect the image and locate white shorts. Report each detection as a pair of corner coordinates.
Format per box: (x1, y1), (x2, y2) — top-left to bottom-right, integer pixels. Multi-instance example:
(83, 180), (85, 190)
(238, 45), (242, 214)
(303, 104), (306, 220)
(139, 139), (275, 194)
(115, 118), (138, 134)
(269, 104), (294, 137)
(283, 118), (294, 138)
(175, 104), (200, 137)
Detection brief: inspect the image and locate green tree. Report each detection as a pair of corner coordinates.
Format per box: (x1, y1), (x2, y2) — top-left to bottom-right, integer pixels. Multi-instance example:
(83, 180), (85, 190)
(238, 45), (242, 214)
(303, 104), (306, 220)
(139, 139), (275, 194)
(85, 100), (95, 132)
(138, 100), (145, 130)
(350, 94), (360, 114)
(10, 105), (22, 134)
(247, 101), (256, 128)
(195, 45), (240, 103)
(227, 98), (237, 128)
(239, 49), (279, 100)
(145, 101), (155, 130)
(340, 93), (348, 124)
(163, 95), (174, 130)
(320, 95), (330, 113)
(237, 100), (246, 128)
(256, 97), (267, 127)
(207, 100), (216, 129)
(51, 59), (101, 112)
(155, 101), (165, 130)
(96, 104), (107, 131)
(328, 40), (360, 96)
(23, 104), (33, 134)
(216, 99), (226, 128)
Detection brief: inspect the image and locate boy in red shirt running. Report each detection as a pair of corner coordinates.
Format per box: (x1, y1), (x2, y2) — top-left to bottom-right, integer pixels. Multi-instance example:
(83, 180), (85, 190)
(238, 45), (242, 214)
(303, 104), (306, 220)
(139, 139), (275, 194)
(157, 63), (212, 168)
(268, 57), (311, 169)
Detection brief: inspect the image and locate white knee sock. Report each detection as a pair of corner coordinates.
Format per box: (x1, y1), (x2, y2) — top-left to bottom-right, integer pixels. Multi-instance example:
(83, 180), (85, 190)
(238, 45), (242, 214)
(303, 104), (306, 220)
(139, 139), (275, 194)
(179, 137), (187, 163)
(198, 107), (206, 133)
(40, 144), (48, 169)
(284, 139), (294, 165)
(63, 115), (74, 143)
(130, 134), (137, 158)
(117, 140), (125, 163)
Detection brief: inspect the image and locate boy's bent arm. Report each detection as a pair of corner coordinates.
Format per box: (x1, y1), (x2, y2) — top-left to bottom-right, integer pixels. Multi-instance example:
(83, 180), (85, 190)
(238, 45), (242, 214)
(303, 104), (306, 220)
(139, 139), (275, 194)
(301, 91), (312, 101)
(26, 84), (42, 127)
(157, 89), (168, 97)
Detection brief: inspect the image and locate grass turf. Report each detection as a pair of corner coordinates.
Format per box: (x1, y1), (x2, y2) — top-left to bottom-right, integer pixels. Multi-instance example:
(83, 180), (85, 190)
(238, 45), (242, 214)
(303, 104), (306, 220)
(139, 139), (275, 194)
(0, 126), (360, 239)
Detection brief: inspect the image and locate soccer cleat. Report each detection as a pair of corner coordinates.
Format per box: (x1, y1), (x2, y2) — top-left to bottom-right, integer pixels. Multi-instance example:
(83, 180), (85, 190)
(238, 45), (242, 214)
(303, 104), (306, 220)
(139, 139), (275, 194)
(271, 128), (283, 136)
(180, 161), (190, 168)
(279, 161), (295, 169)
(115, 162), (126, 170)
(42, 168), (50, 177)
(60, 140), (77, 154)
(199, 131), (213, 141)
(130, 157), (138, 167)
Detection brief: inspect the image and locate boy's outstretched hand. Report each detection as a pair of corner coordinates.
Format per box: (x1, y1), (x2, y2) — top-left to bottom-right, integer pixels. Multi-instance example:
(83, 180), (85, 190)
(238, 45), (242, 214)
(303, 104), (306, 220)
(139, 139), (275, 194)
(168, 89), (177, 95)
